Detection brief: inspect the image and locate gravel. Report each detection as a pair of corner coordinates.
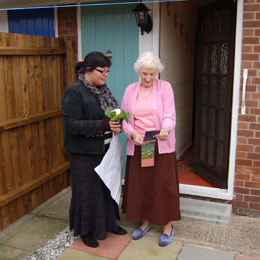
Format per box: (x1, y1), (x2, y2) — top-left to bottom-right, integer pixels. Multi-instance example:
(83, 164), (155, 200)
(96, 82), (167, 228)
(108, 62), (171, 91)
(25, 227), (77, 260)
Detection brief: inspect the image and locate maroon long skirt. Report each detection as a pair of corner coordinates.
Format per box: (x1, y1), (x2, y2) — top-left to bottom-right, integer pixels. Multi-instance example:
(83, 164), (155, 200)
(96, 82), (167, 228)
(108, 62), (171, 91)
(122, 143), (181, 226)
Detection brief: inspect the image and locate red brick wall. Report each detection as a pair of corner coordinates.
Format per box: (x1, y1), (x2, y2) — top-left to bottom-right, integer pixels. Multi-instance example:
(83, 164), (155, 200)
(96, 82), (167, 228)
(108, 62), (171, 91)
(233, 0), (260, 217)
(57, 7), (78, 59)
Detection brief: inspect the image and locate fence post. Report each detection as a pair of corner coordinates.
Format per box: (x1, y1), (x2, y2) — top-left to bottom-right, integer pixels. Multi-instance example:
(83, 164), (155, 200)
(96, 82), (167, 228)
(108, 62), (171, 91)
(65, 40), (76, 88)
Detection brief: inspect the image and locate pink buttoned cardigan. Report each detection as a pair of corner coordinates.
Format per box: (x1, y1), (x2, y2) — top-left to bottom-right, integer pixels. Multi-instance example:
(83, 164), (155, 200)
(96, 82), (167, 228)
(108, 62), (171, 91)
(121, 79), (176, 156)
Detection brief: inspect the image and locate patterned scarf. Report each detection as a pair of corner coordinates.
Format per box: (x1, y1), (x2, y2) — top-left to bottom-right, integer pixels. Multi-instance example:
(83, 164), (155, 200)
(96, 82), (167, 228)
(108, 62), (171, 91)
(79, 73), (118, 111)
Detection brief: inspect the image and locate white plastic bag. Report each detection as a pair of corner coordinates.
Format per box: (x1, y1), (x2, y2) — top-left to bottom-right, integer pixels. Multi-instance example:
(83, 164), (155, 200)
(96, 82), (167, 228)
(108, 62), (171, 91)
(95, 135), (123, 205)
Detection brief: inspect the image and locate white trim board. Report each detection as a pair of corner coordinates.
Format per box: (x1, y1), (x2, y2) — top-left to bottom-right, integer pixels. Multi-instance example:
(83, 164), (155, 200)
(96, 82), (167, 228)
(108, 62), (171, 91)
(0, 10), (8, 32)
(77, 5), (82, 60)
(139, 2), (159, 56)
(179, 0), (244, 201)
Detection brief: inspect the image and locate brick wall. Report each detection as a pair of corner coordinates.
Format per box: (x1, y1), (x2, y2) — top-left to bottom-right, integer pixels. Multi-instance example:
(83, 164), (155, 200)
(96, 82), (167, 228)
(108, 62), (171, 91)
(57, 7), (78, 59)
(233, 0), (260, 217)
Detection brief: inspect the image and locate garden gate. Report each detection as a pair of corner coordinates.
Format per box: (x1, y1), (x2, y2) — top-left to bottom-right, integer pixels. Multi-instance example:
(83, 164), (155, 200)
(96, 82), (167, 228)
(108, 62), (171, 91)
(0, 32), (76, 229)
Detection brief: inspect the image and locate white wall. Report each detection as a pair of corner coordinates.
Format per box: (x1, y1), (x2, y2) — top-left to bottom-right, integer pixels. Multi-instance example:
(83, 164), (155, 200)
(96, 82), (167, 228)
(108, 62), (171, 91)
(0, 11), (8, 32)
(139, 2), (160, 56)
(160, 2), (196, 156)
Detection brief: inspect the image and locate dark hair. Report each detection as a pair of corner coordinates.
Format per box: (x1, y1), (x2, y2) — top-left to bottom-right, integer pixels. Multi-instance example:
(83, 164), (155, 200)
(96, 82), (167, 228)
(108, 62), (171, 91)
(75, 51), (111, 76)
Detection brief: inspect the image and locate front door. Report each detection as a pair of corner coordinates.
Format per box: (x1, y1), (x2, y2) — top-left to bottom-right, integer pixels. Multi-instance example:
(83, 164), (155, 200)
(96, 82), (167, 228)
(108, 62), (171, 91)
(81, 4), (139, 101)
(193, 0), (236, 188)
(81, 4), (139, 167)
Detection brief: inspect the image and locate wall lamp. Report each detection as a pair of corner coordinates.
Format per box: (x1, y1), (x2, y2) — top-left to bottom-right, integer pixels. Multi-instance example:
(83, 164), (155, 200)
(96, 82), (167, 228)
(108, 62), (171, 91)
(133, 2), (153, 35)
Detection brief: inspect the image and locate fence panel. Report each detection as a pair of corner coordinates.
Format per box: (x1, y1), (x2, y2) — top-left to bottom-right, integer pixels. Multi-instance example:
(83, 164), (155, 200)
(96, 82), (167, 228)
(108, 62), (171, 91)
(0, 32), (76, 229)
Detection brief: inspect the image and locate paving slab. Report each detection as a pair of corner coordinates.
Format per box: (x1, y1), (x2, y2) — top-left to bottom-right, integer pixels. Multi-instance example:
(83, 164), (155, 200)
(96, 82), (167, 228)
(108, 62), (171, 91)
(177, 245), (235, 260)
(117, 235), (182, 260)
(57, 248), (108, 260)
(70, 232), (132, 260)
(235, 255), (260, 260)
(0, 215), (68, 252)
(180, 197), (232, 226)
(172, 214), (260, 258)
(32, 188), (71, 221)
(0, 244), (29, 260)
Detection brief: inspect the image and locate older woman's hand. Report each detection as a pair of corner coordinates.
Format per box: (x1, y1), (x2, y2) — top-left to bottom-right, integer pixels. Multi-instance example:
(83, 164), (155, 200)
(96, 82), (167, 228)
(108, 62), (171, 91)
(154, 127), (170, 141)
(131, 132), (145, 146)
(109, 120), (121, 136)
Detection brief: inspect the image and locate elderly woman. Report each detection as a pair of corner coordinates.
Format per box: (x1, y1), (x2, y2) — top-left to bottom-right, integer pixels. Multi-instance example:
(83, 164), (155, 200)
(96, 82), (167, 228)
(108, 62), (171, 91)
(121, 52), (181, 247)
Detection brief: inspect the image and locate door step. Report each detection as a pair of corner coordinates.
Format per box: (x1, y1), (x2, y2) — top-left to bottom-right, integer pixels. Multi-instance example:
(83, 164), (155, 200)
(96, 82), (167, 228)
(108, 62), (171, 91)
(180, 198), (232, 226)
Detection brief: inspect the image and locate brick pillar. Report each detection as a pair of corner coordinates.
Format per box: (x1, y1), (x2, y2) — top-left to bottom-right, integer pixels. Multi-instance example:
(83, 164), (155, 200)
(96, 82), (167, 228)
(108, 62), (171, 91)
(57, 7), (78, 60)
(233, 0), (260, 217)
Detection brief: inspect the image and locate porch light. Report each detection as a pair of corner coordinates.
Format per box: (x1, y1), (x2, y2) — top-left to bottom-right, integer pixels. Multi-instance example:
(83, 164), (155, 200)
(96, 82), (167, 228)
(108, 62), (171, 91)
(133, 2), (153, 35)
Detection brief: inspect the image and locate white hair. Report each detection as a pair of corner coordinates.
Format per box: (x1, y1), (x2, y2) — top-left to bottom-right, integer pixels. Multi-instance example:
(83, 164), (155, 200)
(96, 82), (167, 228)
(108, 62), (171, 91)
(134, 52), (164, 74)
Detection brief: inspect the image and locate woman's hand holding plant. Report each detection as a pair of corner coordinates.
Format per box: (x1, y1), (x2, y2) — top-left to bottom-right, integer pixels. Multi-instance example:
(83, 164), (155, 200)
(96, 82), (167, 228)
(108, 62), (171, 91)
(109, 121), (121, 136)
(105, 108), (130, 136)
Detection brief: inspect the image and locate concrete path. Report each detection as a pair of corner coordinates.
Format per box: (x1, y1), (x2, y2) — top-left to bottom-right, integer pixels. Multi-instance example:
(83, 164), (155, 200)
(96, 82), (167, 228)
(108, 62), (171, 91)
(0, 187), (259, 260)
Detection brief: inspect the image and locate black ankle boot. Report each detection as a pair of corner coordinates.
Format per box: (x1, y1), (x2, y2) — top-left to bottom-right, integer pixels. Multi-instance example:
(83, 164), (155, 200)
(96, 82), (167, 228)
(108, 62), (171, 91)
(111, 226), (127, 235)
(81, 232), (99, 248)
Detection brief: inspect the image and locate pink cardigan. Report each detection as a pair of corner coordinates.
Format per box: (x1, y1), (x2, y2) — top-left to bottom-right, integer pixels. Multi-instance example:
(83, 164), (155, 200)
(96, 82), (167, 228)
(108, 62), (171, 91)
(121, 79), (176, 156)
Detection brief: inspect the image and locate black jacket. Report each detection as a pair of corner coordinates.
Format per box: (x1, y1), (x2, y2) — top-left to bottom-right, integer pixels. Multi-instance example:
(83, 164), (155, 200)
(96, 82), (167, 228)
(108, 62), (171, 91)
(61, 80), (109, 154)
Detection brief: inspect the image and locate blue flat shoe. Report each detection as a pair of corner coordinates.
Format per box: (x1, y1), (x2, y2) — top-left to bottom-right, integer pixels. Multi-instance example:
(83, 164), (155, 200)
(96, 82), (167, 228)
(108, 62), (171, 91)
(158, 225), (175, 247)
(132, 224), (151, 240)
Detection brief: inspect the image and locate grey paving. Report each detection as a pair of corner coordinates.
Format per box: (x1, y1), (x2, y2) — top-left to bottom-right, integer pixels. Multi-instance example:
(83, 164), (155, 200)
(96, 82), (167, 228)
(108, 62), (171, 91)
(177, 245), (235, 260)
(57, 248), (108, 260)
(0, 244), (29, 260)
(32, 188), (71, 221)
(180, 197), (232, 226)
(118, 236), (182, 260)
(171, 214), (260, 258)
(0, 187), (260, 260)
(0, 215), (68, 252)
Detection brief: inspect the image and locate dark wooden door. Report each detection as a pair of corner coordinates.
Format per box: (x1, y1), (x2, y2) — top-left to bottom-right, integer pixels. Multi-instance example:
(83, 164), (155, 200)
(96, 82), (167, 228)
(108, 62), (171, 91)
(193, 0), (236, 188)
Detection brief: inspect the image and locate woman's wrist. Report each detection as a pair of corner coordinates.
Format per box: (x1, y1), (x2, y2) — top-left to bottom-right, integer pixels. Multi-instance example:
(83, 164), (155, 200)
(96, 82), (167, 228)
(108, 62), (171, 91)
(131, 131), (138, 140)
(162, 127), (170, 134)
(103, 118), (111, 131)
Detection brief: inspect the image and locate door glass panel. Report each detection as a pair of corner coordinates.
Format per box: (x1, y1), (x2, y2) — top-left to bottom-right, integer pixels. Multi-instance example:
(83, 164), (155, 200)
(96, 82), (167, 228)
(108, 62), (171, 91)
(220, 43), (228, 75)
(202, 86), (208, 104)
(202, 45), (209, 73)
(208, 139), (214, 166)
(210, 77), (217, 106)
(219, 78), (226, 108)
(200, 135), (206, 162)
(218, 111), (225, 140)
(216, 143), (223, 171)
(211, 44), (218, 73)
(211, 11), (220, 41)
(220, 9), (229, 40)
(202, 76), (207, 85)
(202, 15), (211, 41)
(201, 106), (207, 133)
(209, 108), (215, 137)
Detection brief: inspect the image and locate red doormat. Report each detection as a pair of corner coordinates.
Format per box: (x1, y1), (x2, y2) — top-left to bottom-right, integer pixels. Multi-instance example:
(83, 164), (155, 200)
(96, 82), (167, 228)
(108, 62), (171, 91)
(70, 232), (132, 260)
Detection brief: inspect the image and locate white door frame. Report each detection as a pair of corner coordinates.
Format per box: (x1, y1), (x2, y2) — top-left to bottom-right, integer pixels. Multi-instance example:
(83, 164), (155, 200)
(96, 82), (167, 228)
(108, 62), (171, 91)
(140, 0), (244, 200)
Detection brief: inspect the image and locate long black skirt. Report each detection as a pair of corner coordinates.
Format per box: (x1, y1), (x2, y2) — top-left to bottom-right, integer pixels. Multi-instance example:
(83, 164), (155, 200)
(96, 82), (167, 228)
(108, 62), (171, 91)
(69, 152), (120, 240)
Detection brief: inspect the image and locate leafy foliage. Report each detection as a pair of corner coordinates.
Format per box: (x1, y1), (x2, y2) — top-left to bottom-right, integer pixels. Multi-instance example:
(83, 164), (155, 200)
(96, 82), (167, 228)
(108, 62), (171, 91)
(105, 108), (130, 123)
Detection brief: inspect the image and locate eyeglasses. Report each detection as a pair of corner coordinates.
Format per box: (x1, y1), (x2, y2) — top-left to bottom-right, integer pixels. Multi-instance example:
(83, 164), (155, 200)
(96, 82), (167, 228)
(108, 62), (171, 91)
(95, 68), (110, 75)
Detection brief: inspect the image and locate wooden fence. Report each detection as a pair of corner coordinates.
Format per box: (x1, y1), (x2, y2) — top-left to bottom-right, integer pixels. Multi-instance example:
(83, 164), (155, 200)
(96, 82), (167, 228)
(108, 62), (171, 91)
(0, 32), (76, 229)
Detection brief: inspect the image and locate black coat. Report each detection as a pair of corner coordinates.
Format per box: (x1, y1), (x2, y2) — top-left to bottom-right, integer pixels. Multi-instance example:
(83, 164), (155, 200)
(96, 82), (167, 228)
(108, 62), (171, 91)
(61, 80), (108, 154)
